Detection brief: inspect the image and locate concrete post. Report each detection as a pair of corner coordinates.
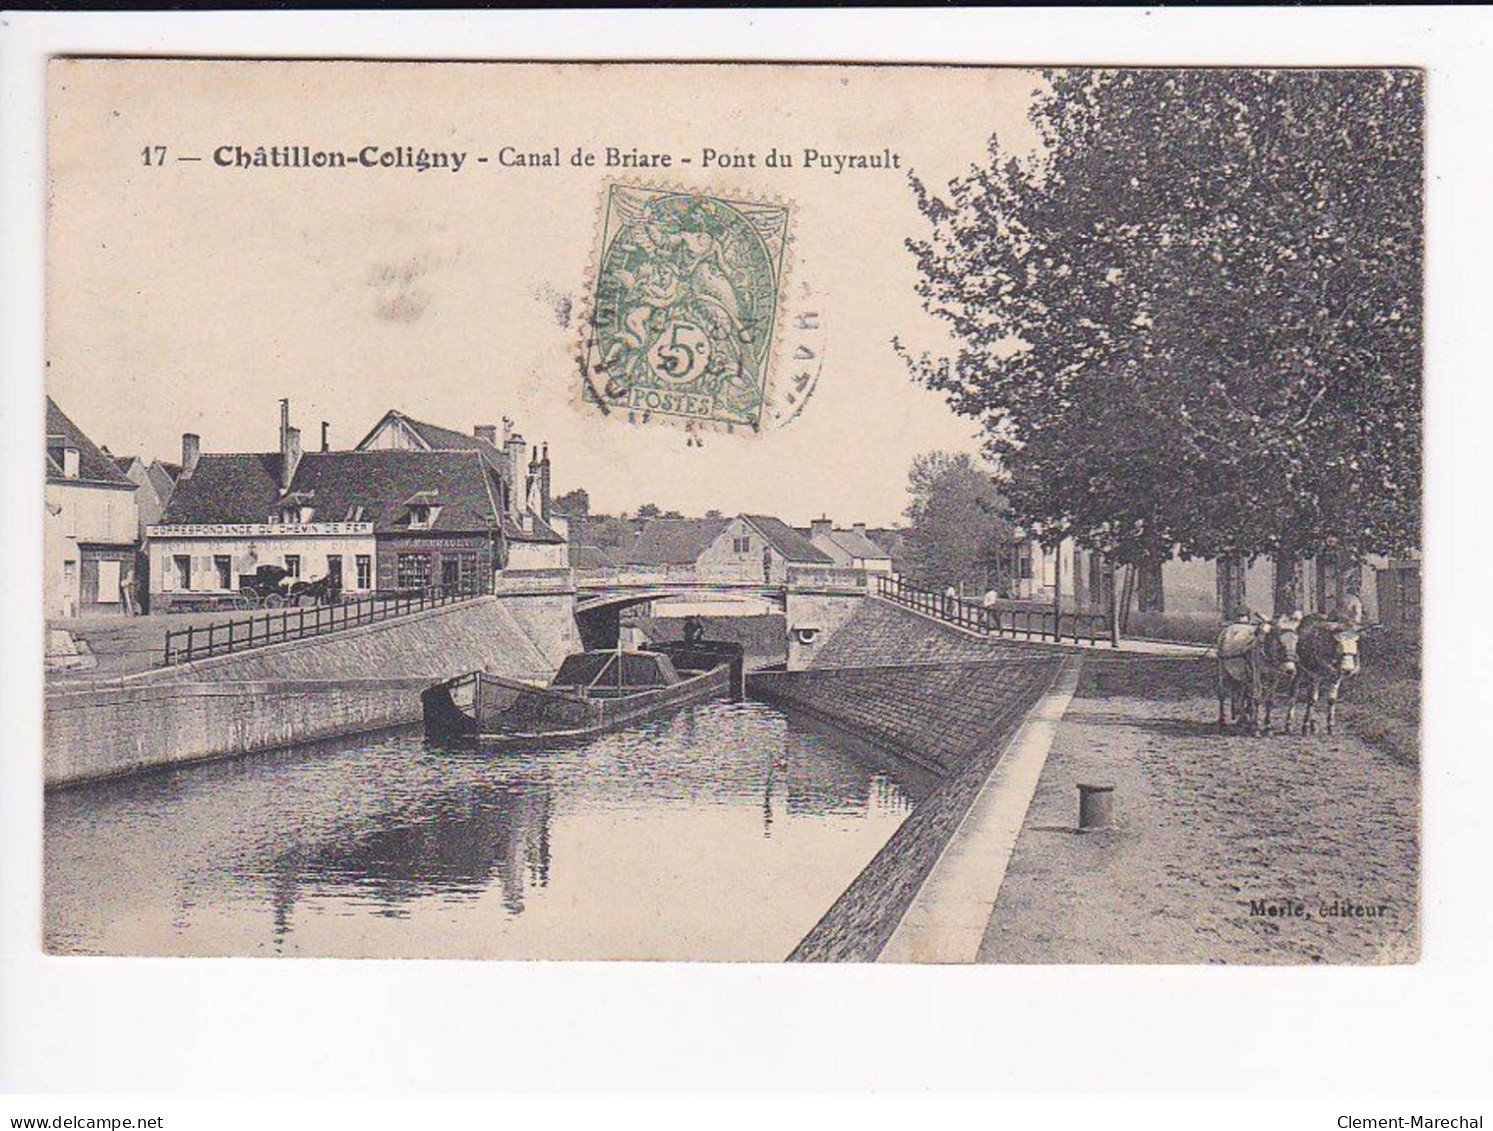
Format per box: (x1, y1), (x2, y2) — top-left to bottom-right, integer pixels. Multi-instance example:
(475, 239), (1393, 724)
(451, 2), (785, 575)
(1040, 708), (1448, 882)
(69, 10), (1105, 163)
(1078, 783), (1115, 830)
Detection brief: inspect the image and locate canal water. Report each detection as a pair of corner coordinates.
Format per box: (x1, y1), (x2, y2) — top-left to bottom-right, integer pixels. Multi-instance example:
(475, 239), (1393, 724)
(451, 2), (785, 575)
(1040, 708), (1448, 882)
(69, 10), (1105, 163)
(45, 699), (935, 961)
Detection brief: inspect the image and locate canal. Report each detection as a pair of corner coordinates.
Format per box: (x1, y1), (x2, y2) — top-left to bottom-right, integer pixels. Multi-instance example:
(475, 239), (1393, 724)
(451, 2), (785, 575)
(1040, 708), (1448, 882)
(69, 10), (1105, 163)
(45, 698), (936, 960)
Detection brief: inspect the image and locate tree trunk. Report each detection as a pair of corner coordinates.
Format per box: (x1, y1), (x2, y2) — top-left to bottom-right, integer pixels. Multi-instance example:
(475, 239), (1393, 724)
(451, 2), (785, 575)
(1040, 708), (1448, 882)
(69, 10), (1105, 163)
(1217, 556), (1247, 621)
(1118, 563), (1136, 634)
(1137, 559), (1165, 614)
(1272, 553), (1303, 618)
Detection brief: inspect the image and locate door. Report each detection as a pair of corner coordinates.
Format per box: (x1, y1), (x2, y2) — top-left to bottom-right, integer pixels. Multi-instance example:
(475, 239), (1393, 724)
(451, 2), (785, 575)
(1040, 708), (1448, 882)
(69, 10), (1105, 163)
(326, 554), (343, 589)
(441, 557), (460, 590)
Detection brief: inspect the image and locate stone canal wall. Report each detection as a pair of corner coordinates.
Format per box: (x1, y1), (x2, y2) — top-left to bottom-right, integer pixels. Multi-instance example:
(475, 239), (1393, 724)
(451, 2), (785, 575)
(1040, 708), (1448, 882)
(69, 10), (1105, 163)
(749, 652), (1065, 961)
(45, 677), (430, 787)
(45, 594), (579, 786)
(806, 596), (1020, 669)
(150, 595), (566, 684)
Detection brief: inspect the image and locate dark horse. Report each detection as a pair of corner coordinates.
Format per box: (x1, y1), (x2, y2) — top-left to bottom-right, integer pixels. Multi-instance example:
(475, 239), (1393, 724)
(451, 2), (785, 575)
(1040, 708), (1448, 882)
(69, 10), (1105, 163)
(288, 574), (342, 606)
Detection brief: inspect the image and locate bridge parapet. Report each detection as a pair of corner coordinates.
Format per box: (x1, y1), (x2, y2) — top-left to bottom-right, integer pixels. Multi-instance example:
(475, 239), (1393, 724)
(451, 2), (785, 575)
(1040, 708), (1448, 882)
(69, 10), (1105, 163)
(574, 565), (868, 594)
(492, 568), (574, 596)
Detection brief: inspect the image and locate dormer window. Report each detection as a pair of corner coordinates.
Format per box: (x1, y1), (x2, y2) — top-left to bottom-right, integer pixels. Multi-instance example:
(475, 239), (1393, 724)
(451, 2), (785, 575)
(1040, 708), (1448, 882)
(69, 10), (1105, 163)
(402, 491), (442, 530)
(272, 492), (315, 524)
(62, 447), (80, 479)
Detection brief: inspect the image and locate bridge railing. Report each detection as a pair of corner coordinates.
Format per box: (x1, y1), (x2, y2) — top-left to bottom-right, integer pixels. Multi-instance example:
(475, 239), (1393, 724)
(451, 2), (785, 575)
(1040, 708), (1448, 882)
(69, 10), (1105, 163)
(574, 565), (870, 591)
(785, 565), (869, 591)
(875, 574), (1115, 646)
(161, 582), (486, 667)
(492, 568), (575, 595)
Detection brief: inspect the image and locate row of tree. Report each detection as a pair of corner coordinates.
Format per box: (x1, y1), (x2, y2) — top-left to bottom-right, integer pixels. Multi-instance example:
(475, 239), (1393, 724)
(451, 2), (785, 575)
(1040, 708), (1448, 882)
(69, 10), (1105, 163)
(899, 69), (1422, 615)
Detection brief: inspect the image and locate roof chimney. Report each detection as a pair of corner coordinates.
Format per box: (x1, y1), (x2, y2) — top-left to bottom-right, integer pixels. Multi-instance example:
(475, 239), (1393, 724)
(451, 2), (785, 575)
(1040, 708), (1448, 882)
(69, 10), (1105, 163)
(503, 431), (527, 519)
(321, 421), (330, 453)
(538, 443), (552, 523)
(181, 433), (201, 478)
(810, 517), (833, 540)
(853, 522), (868, 538)
(474, 423), (497, 445)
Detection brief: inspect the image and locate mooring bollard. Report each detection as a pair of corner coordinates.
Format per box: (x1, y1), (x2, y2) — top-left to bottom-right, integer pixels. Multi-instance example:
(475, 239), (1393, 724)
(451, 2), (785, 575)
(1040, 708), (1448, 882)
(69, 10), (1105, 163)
(1078, 783), (1115, 831)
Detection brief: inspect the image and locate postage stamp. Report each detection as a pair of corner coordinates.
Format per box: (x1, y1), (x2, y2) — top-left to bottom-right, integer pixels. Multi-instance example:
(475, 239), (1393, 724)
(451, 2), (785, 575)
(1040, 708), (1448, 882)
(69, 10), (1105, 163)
(582, 184), (790, 430)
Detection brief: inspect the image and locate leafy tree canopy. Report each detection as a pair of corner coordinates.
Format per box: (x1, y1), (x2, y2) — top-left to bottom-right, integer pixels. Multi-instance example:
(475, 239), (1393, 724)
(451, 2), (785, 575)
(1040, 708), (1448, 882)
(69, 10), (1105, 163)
(902, 451), (1015, 589)
(902, 69), (1422, 565)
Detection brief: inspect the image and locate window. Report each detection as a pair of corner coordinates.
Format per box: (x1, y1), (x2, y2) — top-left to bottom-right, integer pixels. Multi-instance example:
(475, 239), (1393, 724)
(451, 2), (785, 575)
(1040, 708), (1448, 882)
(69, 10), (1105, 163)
(442, 557), (460, 589)
(214, 556), (232, 591)
(458, 552), (478, 590)
(408, 504), (441, 530)
(97, 559), (121, 604)
(173, 555), (191, 591)
(284, 554), (301, 579)
(355, 554), (372, 590)
(62, 447), (80, 478)
(733, 535), (751, 554)
(397, 553), (431, 591)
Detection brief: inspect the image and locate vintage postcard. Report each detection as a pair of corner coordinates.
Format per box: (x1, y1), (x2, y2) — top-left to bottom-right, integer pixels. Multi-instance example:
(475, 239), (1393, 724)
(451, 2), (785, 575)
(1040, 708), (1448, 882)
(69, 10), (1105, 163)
(42, 59), (1421, 964)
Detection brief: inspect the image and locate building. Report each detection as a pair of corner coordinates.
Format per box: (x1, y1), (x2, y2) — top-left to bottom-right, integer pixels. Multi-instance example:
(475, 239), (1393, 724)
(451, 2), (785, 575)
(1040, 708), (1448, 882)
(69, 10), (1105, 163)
(45, 397), (139, 617)
(147, 401), (565, 610)
(111, 454), (181, 535)
(109, 453), (181, 612)
(624, 513), (835, 583)
(354, 409), (567, 571)
(623, 516), (731, 574)
(803, 518), (894, 577)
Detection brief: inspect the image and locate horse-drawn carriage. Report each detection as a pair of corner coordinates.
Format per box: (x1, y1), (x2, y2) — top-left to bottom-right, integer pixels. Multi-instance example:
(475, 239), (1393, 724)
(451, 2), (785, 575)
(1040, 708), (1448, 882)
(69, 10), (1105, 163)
(236, 565), (342, 610)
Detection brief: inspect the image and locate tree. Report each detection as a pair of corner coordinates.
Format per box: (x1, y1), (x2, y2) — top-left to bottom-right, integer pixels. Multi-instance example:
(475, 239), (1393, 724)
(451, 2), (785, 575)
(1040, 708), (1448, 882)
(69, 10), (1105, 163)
(901, 69), (1422, 587)
(901, 451), (1015, 590)
(635, 503), (663, 520)
(552, 487), (590, 518)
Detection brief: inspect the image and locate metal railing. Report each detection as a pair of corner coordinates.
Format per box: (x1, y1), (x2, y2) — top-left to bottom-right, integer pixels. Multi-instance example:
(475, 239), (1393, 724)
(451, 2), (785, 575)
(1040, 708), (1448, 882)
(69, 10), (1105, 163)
(162, 582), (486, 666)
(875, 574), (1115, 646)
(573, 565), (869, 591)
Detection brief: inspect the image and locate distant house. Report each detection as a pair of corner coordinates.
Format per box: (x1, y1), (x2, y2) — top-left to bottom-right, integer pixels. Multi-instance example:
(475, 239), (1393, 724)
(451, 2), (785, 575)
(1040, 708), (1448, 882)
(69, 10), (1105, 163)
(626, 514), (834, 583)
(111, 454), (181, 536)
(803, 518), (894, 576)
(45, 397), (139, 617)
(147, 401), (565, 609)
(624, 516), (731, 573)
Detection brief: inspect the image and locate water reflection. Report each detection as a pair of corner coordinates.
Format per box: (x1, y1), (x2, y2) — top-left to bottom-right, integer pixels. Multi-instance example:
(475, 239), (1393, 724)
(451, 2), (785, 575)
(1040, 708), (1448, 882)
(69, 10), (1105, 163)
(46, 699), (934, 960)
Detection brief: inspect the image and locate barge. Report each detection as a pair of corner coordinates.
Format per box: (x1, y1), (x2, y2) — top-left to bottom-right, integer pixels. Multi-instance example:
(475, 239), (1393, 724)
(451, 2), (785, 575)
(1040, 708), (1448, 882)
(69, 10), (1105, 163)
(422, 640), (744, 742)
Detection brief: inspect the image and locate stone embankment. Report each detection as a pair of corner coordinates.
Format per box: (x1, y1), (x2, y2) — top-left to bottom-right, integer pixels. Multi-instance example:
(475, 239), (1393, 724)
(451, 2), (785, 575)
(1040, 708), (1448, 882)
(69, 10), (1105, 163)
(46, 595), (578, 786)
(748, 597), (1070, 961)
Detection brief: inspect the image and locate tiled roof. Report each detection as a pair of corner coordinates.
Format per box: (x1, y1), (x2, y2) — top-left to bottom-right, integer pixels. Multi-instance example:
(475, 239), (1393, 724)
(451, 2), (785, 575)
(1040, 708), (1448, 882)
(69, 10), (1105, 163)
(45, 398), (135, 488)
(625, 517), (730, 566)
(827, 528), (892, 560)
(571, 543), (617, 569)
(743, 515), (834, 564)
(500, 512), (567, 544)
(286, 450), (503, 534)
(159, 453), (286, 524)
(359, 410), (507, 472)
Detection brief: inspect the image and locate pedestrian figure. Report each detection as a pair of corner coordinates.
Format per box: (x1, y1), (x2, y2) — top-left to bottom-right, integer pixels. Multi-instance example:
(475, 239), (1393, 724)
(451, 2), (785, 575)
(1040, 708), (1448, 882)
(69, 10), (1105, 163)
(981, 587), (1001, 633)
(944, 584), (958, 619)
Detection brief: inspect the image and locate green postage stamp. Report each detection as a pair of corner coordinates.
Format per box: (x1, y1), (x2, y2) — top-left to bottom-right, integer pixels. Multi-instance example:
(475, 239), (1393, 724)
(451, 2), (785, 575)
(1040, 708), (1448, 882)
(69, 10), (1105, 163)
(584, 185), (791, 430)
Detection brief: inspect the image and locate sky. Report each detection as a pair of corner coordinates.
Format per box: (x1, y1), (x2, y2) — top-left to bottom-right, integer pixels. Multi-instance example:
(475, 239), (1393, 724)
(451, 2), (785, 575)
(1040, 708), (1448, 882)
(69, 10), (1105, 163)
(47, 61), (1041, 526)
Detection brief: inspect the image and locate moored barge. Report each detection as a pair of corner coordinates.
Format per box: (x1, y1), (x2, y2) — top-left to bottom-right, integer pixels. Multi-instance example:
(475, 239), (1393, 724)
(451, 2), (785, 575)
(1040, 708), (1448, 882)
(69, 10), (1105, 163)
(422, 640), (744, 742)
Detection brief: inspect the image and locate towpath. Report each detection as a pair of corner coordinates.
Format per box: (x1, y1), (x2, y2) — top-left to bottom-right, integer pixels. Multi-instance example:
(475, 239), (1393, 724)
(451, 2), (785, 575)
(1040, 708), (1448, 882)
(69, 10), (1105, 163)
(975, 655), (1419, 964)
